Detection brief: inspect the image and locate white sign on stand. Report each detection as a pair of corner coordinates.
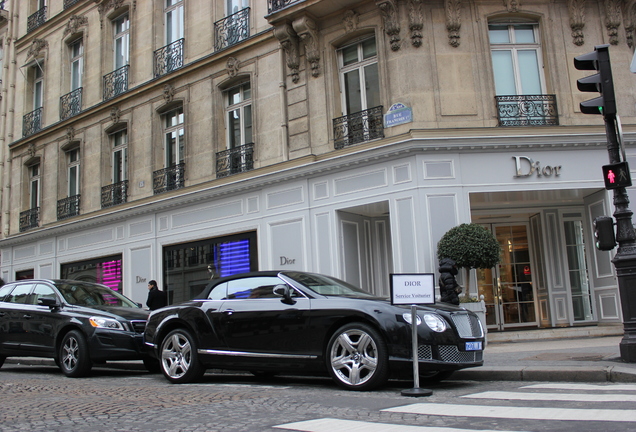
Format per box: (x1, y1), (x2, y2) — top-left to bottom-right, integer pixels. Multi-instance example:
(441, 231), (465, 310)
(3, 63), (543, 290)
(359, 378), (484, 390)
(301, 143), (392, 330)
(390, 273), (436, 397)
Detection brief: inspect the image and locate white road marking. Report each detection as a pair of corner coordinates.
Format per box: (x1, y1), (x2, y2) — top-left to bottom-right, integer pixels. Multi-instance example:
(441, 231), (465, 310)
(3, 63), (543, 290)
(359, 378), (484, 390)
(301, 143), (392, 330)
(383, 403), (636, 422)
(522, 383), (636, 391)
(273, 418), (527, 432)
(462, 390), (636, 402)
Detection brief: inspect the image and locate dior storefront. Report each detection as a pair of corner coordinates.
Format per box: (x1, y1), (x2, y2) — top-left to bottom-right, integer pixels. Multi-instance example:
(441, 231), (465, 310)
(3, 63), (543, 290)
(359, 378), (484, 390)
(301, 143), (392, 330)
(1, 133), (632, 333)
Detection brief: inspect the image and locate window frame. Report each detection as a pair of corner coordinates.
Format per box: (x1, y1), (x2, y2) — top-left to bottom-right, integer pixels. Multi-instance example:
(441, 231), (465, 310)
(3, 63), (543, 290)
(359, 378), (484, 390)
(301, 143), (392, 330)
(69, 38), (83, 91)
(67, 148), (80, 197)
(164, 0), (184, 45)
(337, 36), (380, 115)
(163, 107), (185, 167)
(29, 164), (41, 210)
(225, 82), (252, 150)
(111, 129), (128, 183)
(32, 62), (44, 110)
(113, 13), (130, 70)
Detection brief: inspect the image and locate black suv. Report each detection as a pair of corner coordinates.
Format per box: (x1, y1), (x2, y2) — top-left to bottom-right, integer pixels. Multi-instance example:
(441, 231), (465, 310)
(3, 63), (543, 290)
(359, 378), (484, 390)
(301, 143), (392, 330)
(0, 279), (155, 377)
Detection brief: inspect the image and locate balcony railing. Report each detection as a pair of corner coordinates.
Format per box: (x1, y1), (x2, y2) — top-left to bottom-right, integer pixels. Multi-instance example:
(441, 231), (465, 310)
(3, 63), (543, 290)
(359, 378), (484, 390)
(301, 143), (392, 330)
(27, 6), (46, 33)
(60, 88), (82, 121)
(495, 94), (559, 127)
(333, 106), (384, 150)
(216, 143), (254, 178)
(153, 163), (185, 194)
(267, 0), (302, 14)
(57, 195), (80, 220)
(23, 107), (43, 137)
(214, 8), (250, 51)
(19, 208), (39, 232)
(154, 39), (184, 78)
(101, 181), (128, 209)
(64, 0), (81, 9)
(103, 65), (129, 100)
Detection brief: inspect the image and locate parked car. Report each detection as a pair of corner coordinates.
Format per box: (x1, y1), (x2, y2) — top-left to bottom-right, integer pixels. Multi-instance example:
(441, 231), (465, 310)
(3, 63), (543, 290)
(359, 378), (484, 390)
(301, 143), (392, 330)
(0, 279), (155, 377)
(144, 271), (485, 390)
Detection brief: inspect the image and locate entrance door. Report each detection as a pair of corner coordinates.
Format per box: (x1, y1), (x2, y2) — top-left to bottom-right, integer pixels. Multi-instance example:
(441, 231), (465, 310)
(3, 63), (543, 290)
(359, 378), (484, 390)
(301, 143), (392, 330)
(477, 224), (538, 330)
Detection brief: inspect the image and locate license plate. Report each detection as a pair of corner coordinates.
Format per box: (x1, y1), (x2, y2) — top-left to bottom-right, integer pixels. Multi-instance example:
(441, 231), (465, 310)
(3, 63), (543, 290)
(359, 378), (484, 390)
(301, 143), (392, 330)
(465, 341), (482, 351)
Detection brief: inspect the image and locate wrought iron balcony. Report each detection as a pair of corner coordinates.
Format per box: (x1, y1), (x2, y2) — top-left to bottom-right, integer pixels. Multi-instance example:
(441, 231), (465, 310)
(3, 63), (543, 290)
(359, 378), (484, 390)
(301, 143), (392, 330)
(267, 0), (303, 13)
(103, 65), (129, 100)
(495, 94), (559, 127)
(23, 107), (43, 137)
(64, 0), (81, 9)
(333, 106), (384, 150)
(154, 39), (184, 78)
(216, 143), (254, 178)
(19, 207), (39, 232)
(153, 163), (185, 194)
(214, 8), (250, 51)
(27, 6), (46, 33)
(101, 181), (128, 209)
(60, 88), (82, 121)
(57, 195), (80, 220)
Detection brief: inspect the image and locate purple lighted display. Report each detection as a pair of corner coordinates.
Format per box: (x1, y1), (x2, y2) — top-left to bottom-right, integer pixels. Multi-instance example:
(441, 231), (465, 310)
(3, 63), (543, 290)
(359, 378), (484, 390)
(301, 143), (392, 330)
(97, 259), (122, 292)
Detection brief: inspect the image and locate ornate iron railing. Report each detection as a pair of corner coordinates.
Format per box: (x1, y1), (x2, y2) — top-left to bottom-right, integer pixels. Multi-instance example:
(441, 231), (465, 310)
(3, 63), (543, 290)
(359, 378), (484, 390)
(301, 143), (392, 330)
(216, 143), (254, 178)
(57, 195), (80, 220)
(19, 208), (39, 232)
(333, 106), (384, 150)
(0, 1), (6, 11)
(153, 163), (185, 194)
(214, 8), (250, 51)
(23, 107), (43, 137)
(101, 181), (128, 209)
(267, 0), (302, 14)
(495, 94), (559, 127)
(64, 0), (81, 9)
(103, 65), (129, 100)
(27, 6), (47, 33)
(154, 39), (184, 77)
(60, 88), (82, 121)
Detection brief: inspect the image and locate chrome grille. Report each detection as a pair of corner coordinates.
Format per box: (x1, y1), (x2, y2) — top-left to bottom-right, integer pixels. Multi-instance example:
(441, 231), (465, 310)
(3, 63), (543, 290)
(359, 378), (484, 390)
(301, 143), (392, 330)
(451, 312), (484, 338)
(439, 345), (483, 363)
(418, 345), (433, 360)
(130, 320), (147, 334)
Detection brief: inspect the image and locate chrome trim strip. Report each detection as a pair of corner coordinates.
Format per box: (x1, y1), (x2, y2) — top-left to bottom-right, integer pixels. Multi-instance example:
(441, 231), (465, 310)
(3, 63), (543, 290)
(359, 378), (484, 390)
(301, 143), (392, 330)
(197, 349), (317, 360)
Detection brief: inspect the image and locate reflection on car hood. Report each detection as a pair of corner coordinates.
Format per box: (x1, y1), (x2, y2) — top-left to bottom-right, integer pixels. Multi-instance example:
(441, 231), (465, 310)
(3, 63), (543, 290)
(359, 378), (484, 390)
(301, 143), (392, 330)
(69, 305), (149, 320)
(324, 296), (468, 313)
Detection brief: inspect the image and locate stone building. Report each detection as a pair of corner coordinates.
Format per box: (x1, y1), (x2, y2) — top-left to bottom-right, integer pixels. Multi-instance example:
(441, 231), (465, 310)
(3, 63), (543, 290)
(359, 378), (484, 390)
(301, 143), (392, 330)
(0, 0), (635, 333)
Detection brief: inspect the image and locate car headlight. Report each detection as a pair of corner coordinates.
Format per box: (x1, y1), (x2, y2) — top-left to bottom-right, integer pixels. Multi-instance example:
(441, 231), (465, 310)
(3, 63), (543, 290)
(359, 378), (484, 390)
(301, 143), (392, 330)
(402, 312), (422, 325)
(89, 316), (124, 330)
(423, 313), (447, 332)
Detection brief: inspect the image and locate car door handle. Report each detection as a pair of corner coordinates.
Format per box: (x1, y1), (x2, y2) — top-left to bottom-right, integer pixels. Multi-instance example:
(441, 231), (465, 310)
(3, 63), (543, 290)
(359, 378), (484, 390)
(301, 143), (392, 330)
(23, 314), (32, 320)
(223, 309), (234, 316)
(0, 312), (5, 317)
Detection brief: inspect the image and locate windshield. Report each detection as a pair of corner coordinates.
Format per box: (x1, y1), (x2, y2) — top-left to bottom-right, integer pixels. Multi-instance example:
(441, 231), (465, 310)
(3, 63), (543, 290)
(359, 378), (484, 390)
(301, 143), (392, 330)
(283, 272), (378, 298)
(56, 282), (138, 308)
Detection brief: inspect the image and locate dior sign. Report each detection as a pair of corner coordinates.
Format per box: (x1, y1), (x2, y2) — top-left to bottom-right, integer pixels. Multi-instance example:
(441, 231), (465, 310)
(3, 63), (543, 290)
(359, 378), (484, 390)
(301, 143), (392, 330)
(513, 156), (562, 178)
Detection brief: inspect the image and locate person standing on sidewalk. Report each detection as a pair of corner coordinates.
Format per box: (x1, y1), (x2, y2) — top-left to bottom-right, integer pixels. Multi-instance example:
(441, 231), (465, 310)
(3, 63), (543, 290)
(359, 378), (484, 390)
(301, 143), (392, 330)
(146, 280), (167, 311)
(438, 258), (461, 305)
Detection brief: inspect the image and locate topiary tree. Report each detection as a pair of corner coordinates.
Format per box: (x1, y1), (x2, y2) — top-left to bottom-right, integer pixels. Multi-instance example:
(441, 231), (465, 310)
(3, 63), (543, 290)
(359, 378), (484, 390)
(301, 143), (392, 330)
(436, 223), (501, 295)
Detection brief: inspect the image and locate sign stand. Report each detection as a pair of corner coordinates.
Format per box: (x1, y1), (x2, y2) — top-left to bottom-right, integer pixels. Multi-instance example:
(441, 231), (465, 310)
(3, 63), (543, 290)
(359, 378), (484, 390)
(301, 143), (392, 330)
(390, 273), (435, 397)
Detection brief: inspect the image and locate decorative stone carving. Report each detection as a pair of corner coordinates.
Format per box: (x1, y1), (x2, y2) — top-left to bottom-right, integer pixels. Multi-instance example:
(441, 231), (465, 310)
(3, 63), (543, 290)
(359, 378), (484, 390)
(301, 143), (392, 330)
(163, 84), (175, 103)
(376, 0), (401, 51)
(28, 143), (36, 158)
(408, 0), (424, 48)
(445, 0), (461, 48)
(226, 57), (241, 78)
(343, 10), (359, 33)
(27, 39), (48, 61)
(274, 24), (300, 84)
(604, 0), (621, 45)
(110, 106), (121, 124)
(567, 0), (586, 46)
(503, 0), (520, 13)
(97, 0), (126, 28)
(65, 127), (75, 144)
(293, 16), (321, 78)
(625, 1), (636, 49)
(63, 15), (88, 38)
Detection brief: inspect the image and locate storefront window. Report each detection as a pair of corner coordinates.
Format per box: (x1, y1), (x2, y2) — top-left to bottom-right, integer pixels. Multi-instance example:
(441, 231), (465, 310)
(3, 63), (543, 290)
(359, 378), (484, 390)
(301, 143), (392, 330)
(163, 231), (257, 304)
(61, 255), (123, 292)
(16, 269), (34, 280)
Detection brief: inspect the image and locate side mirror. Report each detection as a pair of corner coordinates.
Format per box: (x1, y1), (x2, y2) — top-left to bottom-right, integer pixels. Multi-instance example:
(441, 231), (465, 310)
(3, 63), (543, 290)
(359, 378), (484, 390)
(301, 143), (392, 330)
(38, 297), (60, 309)
(273, 284), (296, 305)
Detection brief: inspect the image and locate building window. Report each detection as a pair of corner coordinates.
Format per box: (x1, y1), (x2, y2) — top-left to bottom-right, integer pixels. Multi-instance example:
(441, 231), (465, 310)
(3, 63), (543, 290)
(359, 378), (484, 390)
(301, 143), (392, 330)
(28, 0), (47, 33)
(114, 14), (129, 70)
(20, 164), (41, 231)
(216, 82), (253, 177)
(61, 255), (123, 292)
(102, 130), (128, 208)
(58, 149), (80, 220)
(153, 108), (185, 193)
(154, 0), (184, 76)
(23, 63), (44, 136)
(165, 0), (184, 44)
(489, 22), (558, 126)
(333, 36), (383, 149)
(61, 39), (83, 120)
(214, 0), (250, 50)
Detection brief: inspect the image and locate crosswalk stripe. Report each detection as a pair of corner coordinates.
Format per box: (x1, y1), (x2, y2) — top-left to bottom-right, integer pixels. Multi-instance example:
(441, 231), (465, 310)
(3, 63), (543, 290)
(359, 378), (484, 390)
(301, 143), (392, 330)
(383, 403), (636, 422)
(522, 383), (636, 391)
(463, 390), (636, 402)
(273, 418), (527, 432)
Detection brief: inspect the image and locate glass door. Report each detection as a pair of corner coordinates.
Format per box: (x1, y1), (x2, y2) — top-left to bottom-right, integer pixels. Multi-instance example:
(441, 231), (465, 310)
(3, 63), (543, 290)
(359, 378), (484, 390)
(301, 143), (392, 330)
(477, 224), (538, 331)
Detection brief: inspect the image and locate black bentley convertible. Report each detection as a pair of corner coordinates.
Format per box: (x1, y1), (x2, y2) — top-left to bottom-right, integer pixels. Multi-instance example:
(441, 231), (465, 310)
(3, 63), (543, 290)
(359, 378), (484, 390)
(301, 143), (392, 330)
(144, 271), (484, 390)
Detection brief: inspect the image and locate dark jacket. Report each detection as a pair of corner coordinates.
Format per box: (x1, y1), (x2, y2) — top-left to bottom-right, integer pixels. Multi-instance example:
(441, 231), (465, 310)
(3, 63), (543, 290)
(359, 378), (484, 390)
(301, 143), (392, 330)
(146, 287), (167, 311)
(438, 257), (461, 305)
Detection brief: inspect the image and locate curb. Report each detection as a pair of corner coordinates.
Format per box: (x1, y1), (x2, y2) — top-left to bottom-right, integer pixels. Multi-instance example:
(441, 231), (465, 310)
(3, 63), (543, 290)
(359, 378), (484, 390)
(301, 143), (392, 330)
(454, 365), (636, 383)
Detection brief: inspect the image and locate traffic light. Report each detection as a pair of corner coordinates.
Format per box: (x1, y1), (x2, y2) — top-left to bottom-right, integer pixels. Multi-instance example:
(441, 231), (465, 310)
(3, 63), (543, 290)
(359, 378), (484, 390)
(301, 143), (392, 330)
(602, 161), (632, 189)
(574, 44), (616, 116)
(593, 216), (616, 251)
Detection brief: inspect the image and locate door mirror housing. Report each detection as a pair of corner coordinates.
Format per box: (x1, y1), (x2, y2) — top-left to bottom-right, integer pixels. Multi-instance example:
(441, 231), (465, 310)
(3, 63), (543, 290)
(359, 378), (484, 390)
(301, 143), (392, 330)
(37, 297), (60, 309)
(273, 284), (295, 305)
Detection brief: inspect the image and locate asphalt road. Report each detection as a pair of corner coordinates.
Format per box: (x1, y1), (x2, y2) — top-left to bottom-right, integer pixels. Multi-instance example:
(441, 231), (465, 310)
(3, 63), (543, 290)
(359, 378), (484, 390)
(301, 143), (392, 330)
(1, 363), (635, 432)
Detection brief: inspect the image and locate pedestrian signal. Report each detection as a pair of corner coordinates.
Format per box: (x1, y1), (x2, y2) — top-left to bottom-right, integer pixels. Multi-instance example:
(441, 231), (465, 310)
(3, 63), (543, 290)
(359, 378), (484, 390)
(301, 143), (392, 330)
(602, 162), (632, 189)
(593, 216), (616, 251)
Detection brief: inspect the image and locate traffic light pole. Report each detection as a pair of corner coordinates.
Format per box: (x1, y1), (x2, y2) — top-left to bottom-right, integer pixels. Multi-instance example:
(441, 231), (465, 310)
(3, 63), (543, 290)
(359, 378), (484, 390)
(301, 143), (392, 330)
(604, 114), (636, 362)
